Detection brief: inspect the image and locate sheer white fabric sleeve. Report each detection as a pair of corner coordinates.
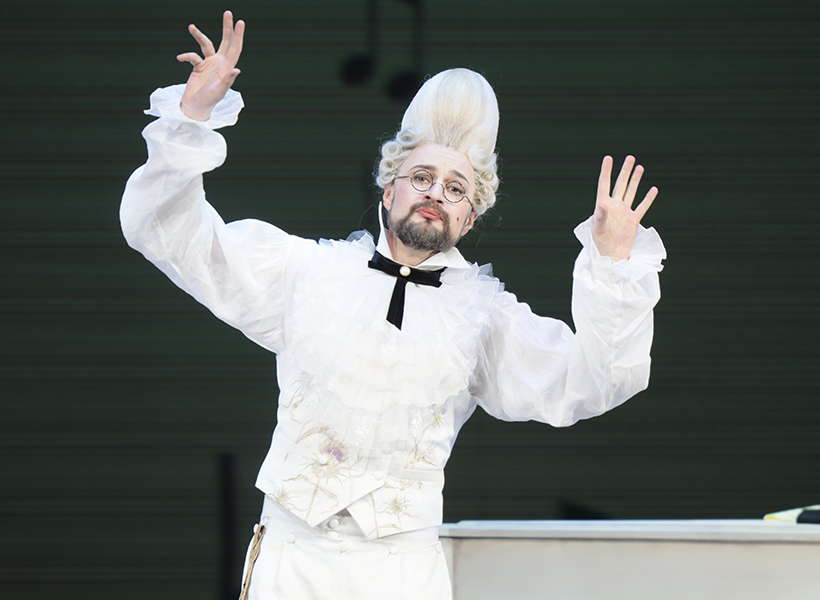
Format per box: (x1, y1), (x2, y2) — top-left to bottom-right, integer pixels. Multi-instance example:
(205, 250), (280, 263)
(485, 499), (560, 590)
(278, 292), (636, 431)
(473, 217), (666, 427)
(120, 85), (293, 354)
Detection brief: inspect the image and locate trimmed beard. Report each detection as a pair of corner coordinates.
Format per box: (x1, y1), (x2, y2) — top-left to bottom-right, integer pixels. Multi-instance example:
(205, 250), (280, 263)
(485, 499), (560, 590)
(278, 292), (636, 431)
(389, 203), (456, 253)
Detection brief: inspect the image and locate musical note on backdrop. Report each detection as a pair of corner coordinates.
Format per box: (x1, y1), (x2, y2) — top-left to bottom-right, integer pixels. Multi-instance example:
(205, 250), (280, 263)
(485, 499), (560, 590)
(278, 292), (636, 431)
(340, 0), (379, 85)
(339, 0), (425, 102)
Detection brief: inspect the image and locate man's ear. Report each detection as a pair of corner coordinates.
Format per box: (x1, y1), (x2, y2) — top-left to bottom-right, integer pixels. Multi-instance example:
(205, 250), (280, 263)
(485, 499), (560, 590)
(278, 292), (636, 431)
(383, 183), (394, 211)
(459, 211), (478, 238)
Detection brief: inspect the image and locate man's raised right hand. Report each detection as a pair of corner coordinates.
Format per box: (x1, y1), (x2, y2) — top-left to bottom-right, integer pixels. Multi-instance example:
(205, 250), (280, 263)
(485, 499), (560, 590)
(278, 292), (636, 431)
(177, 10), (245, 121)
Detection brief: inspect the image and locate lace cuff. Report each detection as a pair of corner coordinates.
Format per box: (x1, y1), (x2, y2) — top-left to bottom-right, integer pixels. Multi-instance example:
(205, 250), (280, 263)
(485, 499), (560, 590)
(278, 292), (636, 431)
(144, 84), (244, 129)
(574, 216), (666, 281)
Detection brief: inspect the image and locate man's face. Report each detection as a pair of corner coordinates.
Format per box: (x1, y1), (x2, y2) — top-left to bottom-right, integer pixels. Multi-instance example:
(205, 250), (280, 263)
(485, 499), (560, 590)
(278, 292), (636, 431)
(383, 144), (477, 254)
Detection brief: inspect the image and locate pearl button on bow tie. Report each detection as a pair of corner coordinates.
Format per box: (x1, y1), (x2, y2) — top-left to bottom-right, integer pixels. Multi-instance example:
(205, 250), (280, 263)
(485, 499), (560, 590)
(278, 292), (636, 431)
(367, 251), (445, 330)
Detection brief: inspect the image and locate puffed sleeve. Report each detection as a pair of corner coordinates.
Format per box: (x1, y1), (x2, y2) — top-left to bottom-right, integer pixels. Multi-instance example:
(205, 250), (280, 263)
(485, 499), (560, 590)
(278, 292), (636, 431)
(120, 85), (295, 354)
(472, 217), (666, 427)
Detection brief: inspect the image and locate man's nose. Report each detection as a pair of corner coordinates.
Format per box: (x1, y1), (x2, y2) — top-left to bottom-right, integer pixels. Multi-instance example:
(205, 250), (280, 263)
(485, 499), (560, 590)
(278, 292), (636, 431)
(424, 181), (446, 202)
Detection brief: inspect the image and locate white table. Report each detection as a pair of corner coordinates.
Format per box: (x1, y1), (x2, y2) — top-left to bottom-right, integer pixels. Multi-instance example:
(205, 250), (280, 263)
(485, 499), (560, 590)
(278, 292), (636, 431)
(438, 520), (820, 599)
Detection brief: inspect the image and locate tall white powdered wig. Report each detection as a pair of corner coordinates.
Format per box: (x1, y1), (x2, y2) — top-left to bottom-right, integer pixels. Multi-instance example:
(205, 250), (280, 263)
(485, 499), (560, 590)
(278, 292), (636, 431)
(376, 68), (500, 215)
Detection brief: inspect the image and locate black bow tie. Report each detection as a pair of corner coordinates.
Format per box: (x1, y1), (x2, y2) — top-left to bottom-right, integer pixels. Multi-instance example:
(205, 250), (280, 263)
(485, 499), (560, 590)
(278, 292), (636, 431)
(368, 251), (445, 330)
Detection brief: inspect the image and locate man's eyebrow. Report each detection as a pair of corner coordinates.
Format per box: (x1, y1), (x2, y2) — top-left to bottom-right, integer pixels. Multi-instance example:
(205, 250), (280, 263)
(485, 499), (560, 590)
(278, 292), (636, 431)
(410, 164), (469, 183)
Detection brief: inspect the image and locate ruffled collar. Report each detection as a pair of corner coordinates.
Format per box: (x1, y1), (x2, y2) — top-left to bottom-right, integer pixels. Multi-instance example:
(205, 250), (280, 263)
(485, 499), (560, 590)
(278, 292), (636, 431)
(375, 202), (472, 271)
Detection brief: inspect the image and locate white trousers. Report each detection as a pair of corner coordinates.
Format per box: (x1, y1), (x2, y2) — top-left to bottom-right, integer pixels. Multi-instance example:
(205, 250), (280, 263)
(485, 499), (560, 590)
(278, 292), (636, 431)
(241, 495), (452, 600)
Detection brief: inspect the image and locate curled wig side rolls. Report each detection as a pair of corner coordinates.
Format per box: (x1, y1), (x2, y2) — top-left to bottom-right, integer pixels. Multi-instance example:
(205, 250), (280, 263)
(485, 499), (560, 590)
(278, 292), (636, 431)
(375, 68), (501, 216)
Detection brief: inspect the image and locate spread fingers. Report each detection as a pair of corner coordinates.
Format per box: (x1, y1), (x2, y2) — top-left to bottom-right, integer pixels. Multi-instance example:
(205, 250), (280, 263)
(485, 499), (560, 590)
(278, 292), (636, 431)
(188, 24), (216, 57)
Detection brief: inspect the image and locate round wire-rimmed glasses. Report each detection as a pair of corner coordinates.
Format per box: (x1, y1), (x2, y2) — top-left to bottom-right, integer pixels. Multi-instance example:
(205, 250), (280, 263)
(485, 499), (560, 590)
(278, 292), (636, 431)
(395, 169), (470, 204)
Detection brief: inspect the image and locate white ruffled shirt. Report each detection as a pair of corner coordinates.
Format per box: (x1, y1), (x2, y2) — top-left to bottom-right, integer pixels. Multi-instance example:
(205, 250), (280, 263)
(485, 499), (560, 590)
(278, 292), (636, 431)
(121, 85), (666, 539)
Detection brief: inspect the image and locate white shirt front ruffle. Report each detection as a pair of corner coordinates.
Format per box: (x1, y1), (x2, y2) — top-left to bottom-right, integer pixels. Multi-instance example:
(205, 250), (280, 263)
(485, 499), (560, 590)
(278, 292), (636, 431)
(278, 229), (499, 453)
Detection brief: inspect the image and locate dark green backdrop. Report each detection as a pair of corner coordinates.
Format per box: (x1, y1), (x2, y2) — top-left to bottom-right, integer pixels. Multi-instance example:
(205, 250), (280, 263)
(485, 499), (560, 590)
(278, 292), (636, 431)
(2, 0), (818, 598)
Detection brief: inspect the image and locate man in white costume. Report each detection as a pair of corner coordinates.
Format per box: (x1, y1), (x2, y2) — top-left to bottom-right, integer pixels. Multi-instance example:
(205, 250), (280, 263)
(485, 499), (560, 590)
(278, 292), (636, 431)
(121, 11), (665, 600)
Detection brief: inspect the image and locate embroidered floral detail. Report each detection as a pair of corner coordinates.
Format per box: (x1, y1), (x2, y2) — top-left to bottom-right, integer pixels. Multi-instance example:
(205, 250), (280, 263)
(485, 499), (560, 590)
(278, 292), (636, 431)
(406, 443), (437, 468)
(370, 493), (417, 535)
(402, 405), (446, 468)
(320, 441), (347, 464)
(428, 406), (445, 430)
(295, 424), (331, 444)
(306, 445), (348, 482)
(284, 436), (365, 521)
(270, 485), (298, 512)
(367, 493), (380, 538)
(288, 374), (311, 418)
(383, 494), (414, 517)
